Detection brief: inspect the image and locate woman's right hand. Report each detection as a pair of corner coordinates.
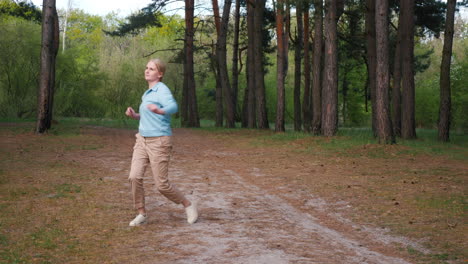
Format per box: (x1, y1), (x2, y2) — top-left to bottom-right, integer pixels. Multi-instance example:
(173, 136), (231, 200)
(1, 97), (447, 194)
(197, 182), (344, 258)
(125, 107), (136, 119)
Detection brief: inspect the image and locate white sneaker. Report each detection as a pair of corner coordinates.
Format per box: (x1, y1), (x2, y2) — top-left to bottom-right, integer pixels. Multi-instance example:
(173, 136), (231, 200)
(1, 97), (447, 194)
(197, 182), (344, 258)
(129, 214), (147, 226)
(185, 203), (198, 224)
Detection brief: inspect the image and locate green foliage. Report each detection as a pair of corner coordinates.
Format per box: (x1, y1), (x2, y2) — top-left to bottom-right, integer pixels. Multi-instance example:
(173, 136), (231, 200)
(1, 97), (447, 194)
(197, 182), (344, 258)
(451, 44), (468, 133)
(414, 32), (468, 133)
(340, 63), (371, 127)
(0, 15), (41, 118)
(414, 0), (447, 37)
(0, 0), (41, 23)
(103, 0), (168, 36)
(65, 9), (105, 49)
(98, 60), (145, 118)
(54, 10), (107, 117)
(414, 41), (434, 73)
(415, 75), (439, 128)
(54, 49), (106, 117)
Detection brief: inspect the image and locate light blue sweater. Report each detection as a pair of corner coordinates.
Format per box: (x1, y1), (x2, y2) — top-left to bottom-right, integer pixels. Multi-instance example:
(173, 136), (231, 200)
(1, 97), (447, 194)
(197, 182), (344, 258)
(138, 82), (178, 137)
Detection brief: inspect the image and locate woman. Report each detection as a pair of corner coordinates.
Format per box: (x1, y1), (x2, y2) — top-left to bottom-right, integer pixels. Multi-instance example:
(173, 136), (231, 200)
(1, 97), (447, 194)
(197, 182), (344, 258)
(125, 58), (198, 226)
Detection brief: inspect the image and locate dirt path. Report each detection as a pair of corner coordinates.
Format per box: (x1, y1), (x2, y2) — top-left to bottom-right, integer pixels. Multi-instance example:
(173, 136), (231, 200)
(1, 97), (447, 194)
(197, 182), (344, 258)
(77, 127), (428, 264)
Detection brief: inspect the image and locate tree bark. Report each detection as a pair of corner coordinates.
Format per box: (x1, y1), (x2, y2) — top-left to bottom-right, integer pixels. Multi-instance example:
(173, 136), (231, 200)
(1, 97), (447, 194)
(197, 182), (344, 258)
(182, 0), (200, 127)
(211, 0), (221, 35)
(312, 0), (323, 135)
(232, 0), (241, 121)
(254, 0), (269, 129)
(438, 0), (456, 142)
(365, 0), (377, 137)
(212, 0), (223, 127)
(210, 42), (223, 127)
(244, 0), (257, 128)
(400, 0), (416, 139)
(321, 0), (338, 136)
(293, 0), (303, 131)
(302, 5), (311, 132)
(275, 0), (286, 132)
(375, 0), (395, 144)
(217, 0), (235, 128)
(342, 69), (348, 125)
(284, 1), (290, 75)
(36, 0), (59, 134)
(392, 17), (402, 137)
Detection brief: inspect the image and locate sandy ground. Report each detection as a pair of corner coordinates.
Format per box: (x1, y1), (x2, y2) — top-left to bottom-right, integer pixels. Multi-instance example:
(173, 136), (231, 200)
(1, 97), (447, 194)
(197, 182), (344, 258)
(78, 127), (431, 264)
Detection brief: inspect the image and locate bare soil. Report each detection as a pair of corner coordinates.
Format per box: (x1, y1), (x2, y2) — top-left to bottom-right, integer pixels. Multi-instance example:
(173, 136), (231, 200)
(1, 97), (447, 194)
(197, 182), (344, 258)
(0, 124), (466, 264)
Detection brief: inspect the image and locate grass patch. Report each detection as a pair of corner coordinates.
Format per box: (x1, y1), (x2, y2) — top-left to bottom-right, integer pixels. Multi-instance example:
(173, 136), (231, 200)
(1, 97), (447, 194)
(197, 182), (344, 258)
(48, 183), (82, 199)
(30, 227), (63, 250)
(414, 194), (465, 214)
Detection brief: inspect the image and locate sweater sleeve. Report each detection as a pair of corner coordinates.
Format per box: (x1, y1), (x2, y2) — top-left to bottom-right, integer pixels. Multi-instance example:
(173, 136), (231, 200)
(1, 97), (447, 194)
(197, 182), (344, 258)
(159, 85), (178, 115)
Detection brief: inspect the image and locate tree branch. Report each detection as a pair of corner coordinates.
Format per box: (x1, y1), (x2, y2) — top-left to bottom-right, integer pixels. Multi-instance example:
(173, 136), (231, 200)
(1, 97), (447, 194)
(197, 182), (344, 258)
(143, 48), (181, 58)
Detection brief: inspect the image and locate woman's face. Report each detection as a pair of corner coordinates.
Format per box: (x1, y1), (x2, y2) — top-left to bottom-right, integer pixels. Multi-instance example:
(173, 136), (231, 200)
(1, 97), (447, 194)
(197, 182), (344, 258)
(145, 61), (163, 83)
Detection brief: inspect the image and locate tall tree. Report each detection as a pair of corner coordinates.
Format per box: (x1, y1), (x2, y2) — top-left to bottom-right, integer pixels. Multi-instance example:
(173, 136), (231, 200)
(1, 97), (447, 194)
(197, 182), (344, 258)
(211, 0), (223, 127)
(438, 0), (456, 142)
(210, 41), (223, 127)
(244, 0), (257, 128)
(254, 0), (269, 129)
(392, 0), (446, 137)
(321, 0), (338, 136)
(36, 0), (59, 133)
(375, 0), (395, 144)
(365, 0), (377, 136)
(293, 0), (303, 131)
(232, 0), (241, 121)
(217, 0), (235, 128)
(311, 0), (323, 135)
(62, 0), (72, 53)
(392, 16), (402, 137)
(400, 0), (416, 139)
(302, 3), (311, 132)
(275, 0), (286, 132)
(181, 0), (200, 127)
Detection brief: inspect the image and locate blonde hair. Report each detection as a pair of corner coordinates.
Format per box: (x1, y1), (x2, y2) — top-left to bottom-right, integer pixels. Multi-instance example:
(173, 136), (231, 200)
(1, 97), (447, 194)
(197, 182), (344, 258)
(149, 58), (166, 81)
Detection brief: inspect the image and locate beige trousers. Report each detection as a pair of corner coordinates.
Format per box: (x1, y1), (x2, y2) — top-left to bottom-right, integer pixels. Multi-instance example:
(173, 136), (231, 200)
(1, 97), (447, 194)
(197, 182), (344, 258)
(128, 133), (186, 209)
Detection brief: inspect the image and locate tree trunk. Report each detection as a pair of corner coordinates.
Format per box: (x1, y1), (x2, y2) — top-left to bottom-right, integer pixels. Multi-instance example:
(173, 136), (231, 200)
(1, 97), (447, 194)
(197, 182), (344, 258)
(62, 0), (72, 53)
(284, 1), (290, 75)
(311, 0), (323, 135)
(217, 0), (235, 128)
(302, 5), (311, 132)
(244, 0), (257, 128)
(254, 0), (269, 129)
(342, 69), (348, 125)
(232, 0), (241, 121)
(321, 0), (338, 136)
(365, 0), (377, 137)
(183, 0), (200, 127)
(211, 0), (221, 34)
(392, 18), (402, 137)
(400, 0), (416, 139)
(210, 42), (223, 127)
(212, 0), (223, 127)
(181, 64), (188, 126)
(438, 0), (456, 142)
(293, 0), (303, 131)
(375, 0), (395, 144)
(36, 0), (59, 134)
(275, 0), (286, 132)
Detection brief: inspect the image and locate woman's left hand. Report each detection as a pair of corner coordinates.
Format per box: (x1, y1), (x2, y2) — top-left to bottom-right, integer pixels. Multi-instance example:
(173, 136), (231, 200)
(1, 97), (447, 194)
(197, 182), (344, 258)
(147, 104), (165, 115)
